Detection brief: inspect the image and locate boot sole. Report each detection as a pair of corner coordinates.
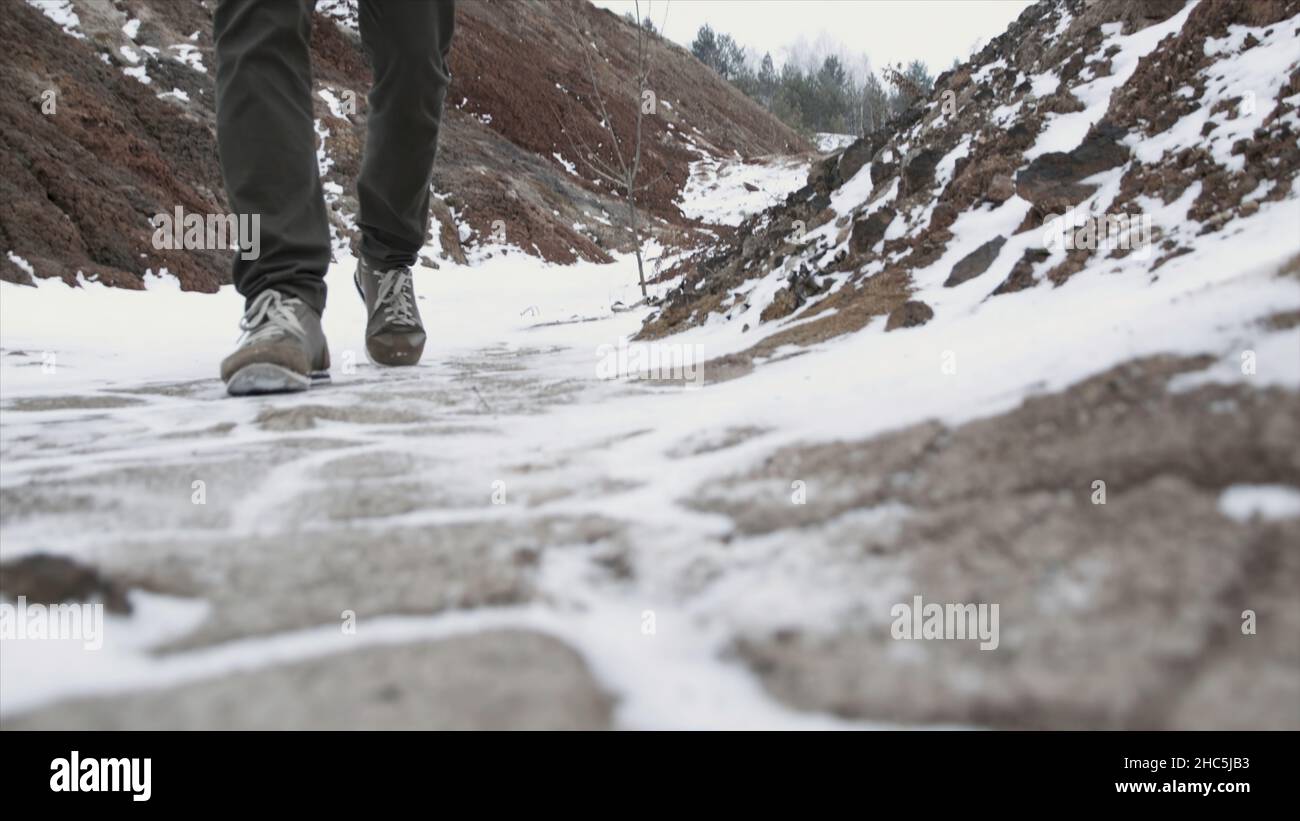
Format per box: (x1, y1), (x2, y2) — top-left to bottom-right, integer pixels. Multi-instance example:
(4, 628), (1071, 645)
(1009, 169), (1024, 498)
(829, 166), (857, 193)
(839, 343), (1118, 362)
(226, 363), (324, 396)
(365, 343), (425, 367)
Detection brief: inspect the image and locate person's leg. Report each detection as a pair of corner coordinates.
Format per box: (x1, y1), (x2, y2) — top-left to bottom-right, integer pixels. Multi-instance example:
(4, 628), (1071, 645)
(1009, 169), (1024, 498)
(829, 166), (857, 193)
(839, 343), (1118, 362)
(214, 0), (330, 316)
(356, 0), (456, 269)
(214, 0), (331, 395)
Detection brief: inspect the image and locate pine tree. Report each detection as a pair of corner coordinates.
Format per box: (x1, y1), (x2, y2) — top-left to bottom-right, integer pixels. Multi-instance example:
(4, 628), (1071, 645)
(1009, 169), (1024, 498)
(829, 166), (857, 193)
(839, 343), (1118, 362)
(815, 55), (850, 133)
(757, 52), (778, 108)
(690, 25), (720, 72)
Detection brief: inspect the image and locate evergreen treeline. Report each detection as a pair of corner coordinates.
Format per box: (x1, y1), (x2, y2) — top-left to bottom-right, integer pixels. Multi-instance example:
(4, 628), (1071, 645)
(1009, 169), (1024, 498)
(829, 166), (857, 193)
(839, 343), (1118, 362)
(688, 23), (940, 136)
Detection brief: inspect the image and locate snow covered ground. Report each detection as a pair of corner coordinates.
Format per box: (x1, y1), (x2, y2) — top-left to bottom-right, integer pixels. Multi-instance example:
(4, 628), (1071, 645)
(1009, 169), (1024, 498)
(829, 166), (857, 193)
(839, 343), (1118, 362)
(3, 138), (1299, 729)
(0, 244), (922, 729)
(5, 226), (1297, 729)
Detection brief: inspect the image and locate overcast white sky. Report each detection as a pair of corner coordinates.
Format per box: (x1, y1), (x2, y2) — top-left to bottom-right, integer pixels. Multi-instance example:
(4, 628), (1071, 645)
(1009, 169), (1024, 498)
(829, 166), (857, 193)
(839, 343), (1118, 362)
(589, 0), (1034, 75)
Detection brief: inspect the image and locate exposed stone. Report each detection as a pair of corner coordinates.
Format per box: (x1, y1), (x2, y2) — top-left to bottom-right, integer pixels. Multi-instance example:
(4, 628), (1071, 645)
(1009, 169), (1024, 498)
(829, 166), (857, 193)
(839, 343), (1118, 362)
(985, 173), (1016, 203)
(929, 202), (960, 232)
(761, 267), (826, 322)
(1016, 122), (1130, 212)
(901, 147), (943, 195)
(837, 136), (876, 184)
(760, 287), (799, 322)
(849, 207), (896, 255)
(992, 247), (1050, 295)
(1041, 90), (1086, 114)
(0, 554), (133, 615)
(870, 160), (898, 187)
(944, 236), (1007, 287)
(884, 300), (934, 331)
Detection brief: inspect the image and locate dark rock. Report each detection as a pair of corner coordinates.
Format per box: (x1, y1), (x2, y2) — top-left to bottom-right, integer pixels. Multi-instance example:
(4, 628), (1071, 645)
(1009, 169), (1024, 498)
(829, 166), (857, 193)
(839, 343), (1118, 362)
(871, 160), (898, 187)
(902, 148), (943, 195)
(760, 287), (799, 322)
(1042, 91), (1086, 114)
(945, 236), (1007, 286)
(837, 136), (876, 185)
(807, 155), (838, 194)
(992, 248), (1050, 295)
(1017, 122), (1130, 212)
(885, 300), (934, 331)
(1007, 121), (1035, 144)
(951, 155), (971, 181)
(849, 208), (896, 254)
(986, 173), (1016, 203)
(0, 554), (133, 614)
(760, 267), (825, 322)
(930, 202), (959, 232)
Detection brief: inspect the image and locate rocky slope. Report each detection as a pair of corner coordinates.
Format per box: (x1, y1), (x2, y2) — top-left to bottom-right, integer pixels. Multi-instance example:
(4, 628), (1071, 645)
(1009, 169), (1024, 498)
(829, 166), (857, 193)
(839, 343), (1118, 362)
(615, 0), (1300, 728)
(640, 0), (1300, 356)
(0, 0), (806, 291)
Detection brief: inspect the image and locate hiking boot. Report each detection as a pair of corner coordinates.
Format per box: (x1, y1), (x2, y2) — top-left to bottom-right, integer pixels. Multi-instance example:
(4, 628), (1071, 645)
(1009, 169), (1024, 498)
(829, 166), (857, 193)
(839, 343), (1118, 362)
(220, 289), (330, 395)
(354, 259), (426, 366)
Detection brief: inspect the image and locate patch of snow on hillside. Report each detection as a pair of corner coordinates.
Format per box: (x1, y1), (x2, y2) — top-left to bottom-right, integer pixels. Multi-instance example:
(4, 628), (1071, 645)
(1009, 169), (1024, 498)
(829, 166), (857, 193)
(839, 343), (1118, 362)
(815, 133), (857, 153)
(25, 0), (84, 39)
(316, 0), (359, 30)
(318, 88), (350, 119)
(677, 155), (810, 227)
(170, 43), (207, 74)
(123, 65), (151, 85)
(1219, 485), (1300, 522)
(6, 251), (35, 277)
(552, 152), (578, 176)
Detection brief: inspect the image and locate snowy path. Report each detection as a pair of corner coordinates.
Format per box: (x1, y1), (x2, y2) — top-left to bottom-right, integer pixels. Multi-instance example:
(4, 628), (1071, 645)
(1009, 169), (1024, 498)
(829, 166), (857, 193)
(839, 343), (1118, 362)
(0, 341), (860, 728)
(0, 250), (923, 729)
(3, 154), (1300, 727)
(3, 245), (1298, 728)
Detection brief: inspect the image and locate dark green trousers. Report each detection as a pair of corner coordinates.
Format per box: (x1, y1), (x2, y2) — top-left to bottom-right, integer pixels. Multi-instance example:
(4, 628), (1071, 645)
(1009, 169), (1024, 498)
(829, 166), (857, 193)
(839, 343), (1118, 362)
(214, 0), (455, 316)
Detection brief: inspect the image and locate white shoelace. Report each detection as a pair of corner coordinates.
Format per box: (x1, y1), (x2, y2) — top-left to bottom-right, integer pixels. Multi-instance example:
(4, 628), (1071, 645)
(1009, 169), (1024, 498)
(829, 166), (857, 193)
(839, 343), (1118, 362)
(374, 267), (417, 326)
(238, 290), (306, 345)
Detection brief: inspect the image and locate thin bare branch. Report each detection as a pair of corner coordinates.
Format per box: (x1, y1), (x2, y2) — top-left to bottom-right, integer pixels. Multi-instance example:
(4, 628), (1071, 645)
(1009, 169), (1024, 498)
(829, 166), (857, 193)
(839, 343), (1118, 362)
(549, 101), (627, 187)
(566, 2), (631, 179)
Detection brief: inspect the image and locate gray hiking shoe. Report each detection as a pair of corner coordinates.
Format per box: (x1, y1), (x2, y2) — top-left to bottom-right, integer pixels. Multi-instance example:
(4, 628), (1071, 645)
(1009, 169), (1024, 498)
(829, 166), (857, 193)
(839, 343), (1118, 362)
(220, 290), (330, 396)
(354, 259), (426, 366)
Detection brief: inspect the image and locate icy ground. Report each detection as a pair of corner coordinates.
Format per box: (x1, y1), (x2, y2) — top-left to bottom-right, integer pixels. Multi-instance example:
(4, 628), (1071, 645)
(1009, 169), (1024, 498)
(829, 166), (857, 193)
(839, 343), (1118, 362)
(2, 151), (1299, 728)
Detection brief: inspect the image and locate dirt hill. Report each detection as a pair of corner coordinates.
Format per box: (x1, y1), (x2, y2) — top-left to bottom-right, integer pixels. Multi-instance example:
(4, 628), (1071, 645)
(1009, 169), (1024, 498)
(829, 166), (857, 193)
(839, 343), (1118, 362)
(0, 0), (807, 291)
